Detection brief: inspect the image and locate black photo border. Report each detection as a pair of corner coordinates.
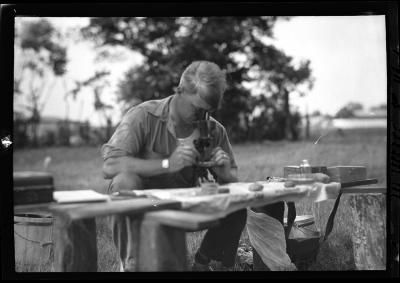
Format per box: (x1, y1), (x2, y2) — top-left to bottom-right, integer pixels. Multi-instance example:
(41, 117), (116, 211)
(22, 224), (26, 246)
(1, 1), (399, 280)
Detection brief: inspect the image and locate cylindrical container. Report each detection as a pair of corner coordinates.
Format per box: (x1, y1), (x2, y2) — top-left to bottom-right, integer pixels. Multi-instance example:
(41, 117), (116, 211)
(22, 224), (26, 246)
(300, 160), (312, 175)
(287, 174), (314, 185)
(14, 213), (54, 272)
(299, 159), (313, 183)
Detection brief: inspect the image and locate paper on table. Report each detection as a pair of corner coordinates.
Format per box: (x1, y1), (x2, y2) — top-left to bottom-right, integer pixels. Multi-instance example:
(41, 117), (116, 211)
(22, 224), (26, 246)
(53, 190), (110, 204)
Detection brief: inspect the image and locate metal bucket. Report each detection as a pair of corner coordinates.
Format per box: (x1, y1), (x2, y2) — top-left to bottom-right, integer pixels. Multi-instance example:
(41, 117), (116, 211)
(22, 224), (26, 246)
(14, 213), (54, 272)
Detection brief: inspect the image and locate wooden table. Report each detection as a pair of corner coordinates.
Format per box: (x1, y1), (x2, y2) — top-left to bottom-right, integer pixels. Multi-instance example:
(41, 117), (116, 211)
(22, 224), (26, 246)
(15, 181), (330, 272)
(13, 192), (250, 271)
(14, 198), (185, 271)
(16, 181), (378, 272)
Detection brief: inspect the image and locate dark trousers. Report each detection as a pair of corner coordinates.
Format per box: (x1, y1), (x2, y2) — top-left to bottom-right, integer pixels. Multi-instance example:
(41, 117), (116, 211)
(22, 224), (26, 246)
(196, 209), (247, 267)
(108, 171), (247, 270)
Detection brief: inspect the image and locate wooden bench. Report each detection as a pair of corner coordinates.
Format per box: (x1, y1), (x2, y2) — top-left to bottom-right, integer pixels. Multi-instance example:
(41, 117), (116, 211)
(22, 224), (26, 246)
(14, 198), (222, 272)
(138, 210), (221, 271)
(14, 174), (386, 271)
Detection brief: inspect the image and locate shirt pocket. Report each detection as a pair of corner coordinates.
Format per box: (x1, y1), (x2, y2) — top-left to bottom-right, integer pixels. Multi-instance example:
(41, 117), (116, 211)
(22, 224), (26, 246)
(147, 144), (170, 159)
(148, 131), (175, 159)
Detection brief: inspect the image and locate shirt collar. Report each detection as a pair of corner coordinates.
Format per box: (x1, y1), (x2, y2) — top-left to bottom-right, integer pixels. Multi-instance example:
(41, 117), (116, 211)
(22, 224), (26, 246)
(147, 94), (176, 137)
(150, 95), (174, 122)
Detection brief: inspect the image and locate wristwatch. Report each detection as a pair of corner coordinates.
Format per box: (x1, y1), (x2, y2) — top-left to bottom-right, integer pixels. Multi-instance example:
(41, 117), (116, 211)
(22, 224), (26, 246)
(162, 159), (169, 170)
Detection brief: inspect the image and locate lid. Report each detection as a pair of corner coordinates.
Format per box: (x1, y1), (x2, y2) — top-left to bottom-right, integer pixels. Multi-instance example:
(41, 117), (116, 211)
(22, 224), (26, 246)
(13, 171), (54, 187)
(301, 159), (310, 165)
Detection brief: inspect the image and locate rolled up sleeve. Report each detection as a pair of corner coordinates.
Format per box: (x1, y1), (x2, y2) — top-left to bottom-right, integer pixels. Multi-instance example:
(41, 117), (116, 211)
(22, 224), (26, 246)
(101, 107), (146, 161)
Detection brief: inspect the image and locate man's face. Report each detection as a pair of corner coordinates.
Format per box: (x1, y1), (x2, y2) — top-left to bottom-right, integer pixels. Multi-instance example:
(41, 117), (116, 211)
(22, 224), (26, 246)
(179, 91), (216, 123)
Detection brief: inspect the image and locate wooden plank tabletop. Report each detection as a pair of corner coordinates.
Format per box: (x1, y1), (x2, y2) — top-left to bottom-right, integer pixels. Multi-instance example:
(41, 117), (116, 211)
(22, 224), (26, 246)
(341, 186), (387, 194)
(14, 202), (57, 214)
(14, 198), (182, 221)
(14, 183), (386, 220)
(130, 181), (338, 217)
(144, 209), (221, 231)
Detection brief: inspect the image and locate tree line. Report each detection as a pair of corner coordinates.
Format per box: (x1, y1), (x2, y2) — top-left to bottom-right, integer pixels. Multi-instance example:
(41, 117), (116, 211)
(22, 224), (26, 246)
(80, 17), (314, 142)
(14, 17), (315, 147)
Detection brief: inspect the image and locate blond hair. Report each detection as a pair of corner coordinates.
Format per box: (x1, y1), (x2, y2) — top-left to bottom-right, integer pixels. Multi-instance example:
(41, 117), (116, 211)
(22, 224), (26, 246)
(176, 61), (227, 109)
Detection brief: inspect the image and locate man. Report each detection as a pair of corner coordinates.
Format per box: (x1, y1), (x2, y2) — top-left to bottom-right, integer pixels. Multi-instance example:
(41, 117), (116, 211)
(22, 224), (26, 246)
(101, 61), (247, 271)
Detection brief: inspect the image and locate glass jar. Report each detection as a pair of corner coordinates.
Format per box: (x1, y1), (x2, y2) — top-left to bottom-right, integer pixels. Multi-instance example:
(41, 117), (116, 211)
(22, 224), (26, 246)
(300, 159), (312, 176)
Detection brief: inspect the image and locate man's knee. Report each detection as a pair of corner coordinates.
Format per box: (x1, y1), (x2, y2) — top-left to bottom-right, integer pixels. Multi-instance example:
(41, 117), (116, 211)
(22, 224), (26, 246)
(223, 209), (247, 229)
(108, 172), (144, 193)
(235, 209), (248, 226)
(231, 208), (247, 221)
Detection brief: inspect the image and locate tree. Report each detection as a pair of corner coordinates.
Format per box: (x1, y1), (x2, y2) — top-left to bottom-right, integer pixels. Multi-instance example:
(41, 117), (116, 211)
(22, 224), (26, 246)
(335, 102), (364, 118)
(370, 103), (387, 112)
(14, 19), (68, 146)
(311, 110), (321, 116)
(249, 44), (313, 140)
(70, 70), (112, 139)
(81, 17), (313, 141)
(93, 83), (114, 141)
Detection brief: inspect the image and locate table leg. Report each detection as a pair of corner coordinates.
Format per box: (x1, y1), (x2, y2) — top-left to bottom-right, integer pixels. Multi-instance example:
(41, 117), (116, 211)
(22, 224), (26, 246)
(138, 218), (187, 271)
(311, 199), (336, 233)
(53, 215), (98, 272)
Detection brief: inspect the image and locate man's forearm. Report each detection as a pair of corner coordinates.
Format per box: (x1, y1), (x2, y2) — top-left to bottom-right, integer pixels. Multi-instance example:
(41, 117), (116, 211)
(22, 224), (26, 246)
(216, 168), (238, 184)
(103, 156), (169, 179)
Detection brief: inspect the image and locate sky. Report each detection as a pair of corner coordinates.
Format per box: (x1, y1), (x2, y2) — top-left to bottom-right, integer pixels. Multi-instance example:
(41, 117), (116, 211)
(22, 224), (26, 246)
(272, 16), (386, 116)
(14, 16), (387, 127)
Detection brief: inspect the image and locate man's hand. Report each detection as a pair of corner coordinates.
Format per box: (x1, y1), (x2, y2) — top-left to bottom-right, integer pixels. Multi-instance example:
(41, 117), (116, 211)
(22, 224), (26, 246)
(168, 144), (199, 173)
(209, 147), (232, 180)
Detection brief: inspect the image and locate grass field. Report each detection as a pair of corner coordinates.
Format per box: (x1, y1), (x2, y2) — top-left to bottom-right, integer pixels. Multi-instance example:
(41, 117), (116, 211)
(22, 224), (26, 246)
(13, 128), (387, 272)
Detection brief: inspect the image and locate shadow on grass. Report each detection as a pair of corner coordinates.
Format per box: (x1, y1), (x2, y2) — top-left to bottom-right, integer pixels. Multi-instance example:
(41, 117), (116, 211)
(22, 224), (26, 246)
(15, 261), (53, 272)
(308, 234), (356, 271)
(15, 221), (356, 272)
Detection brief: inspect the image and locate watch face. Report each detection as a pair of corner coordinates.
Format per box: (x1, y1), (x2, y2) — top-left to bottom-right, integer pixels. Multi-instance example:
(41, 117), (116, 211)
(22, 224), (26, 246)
(162, 159), (169, 169)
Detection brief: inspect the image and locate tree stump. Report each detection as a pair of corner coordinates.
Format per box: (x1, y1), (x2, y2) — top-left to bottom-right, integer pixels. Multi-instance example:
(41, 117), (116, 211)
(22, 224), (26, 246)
(349, 194), (386, 270)
(52, 215), (97, 272)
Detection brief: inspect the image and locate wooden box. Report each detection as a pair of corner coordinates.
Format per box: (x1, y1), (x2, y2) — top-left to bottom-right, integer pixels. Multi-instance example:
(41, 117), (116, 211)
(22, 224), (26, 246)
(284, 166), (328, 178)
(326, 166), (367, 183)
(13, 171), (55, 205)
